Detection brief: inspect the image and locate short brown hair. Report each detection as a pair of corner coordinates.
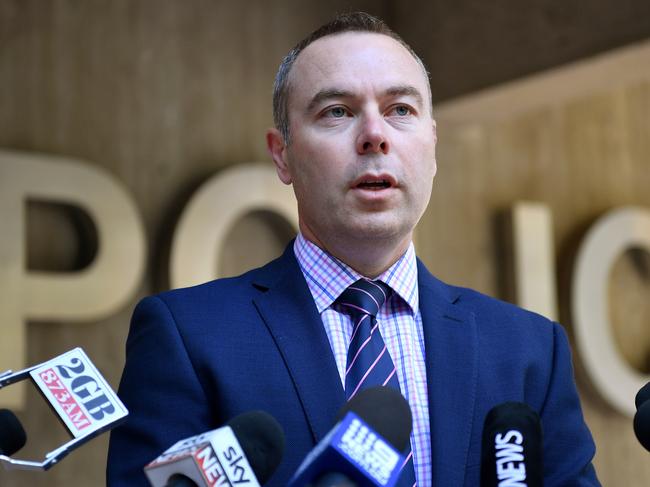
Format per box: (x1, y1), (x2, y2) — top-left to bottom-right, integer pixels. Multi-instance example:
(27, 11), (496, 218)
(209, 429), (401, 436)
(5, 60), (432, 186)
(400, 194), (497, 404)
(272, 11), (431, 144)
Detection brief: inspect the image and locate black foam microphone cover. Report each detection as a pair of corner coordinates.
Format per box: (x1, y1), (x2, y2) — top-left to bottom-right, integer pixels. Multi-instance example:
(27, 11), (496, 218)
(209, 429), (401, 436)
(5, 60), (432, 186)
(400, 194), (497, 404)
(336, 385), (412, 452)
(634, 401), (650, 452)
(0, 409), (27, 456)
(634, 382), (650, 451)
(480, 402), (543, 487)
(227, 410), (286, 484)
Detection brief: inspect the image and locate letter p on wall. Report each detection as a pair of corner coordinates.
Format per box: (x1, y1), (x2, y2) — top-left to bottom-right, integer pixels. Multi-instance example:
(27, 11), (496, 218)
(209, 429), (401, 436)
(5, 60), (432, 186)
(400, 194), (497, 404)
(0, 150), (146, 409)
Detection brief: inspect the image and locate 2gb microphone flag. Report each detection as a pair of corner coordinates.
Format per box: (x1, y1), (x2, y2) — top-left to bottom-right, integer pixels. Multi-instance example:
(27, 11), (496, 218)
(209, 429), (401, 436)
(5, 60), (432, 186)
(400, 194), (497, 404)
(0, 347), (128, 471)
(30, 348), (128, 439)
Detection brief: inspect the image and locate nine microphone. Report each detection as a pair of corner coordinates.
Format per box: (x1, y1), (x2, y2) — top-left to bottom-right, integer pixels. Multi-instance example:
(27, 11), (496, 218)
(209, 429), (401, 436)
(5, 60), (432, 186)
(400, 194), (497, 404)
(144, 410), (285, 487)
(289, 386), (413, 487)
(633, 381), (650, 451)
(480, 402), (543, 487)
(0, 409), (27, 457)
(313, 472), (358, 487)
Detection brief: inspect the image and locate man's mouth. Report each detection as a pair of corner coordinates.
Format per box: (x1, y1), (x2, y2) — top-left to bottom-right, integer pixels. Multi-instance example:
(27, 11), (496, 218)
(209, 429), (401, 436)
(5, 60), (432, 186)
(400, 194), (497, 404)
(356, 179), (392, 190)
(352, 174), (397, 191)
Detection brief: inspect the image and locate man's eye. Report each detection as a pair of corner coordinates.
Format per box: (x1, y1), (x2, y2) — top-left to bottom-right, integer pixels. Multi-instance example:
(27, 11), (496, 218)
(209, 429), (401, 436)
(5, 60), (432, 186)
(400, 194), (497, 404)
(326, 107), (347, 118)
(393, 105), (411, 116)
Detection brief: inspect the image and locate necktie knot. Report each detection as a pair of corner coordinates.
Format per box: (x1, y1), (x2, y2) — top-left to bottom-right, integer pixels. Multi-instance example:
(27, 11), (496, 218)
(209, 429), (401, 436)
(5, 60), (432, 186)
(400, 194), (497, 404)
(336, 278), (392, 319)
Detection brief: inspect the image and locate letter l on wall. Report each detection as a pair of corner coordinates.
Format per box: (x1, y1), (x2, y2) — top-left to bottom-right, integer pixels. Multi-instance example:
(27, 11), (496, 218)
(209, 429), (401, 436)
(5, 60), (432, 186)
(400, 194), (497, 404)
(511, 202), (558, 321)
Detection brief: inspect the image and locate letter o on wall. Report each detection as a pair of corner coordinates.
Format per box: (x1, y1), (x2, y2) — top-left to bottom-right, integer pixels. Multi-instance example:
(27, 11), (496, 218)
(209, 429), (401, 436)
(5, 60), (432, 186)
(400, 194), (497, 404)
(572, 206), (650, 417)
(170, 164), (298, 289)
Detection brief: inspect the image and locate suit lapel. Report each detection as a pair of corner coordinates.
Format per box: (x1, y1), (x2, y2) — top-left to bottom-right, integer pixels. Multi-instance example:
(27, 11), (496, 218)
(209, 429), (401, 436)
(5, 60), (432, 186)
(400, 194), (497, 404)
(418, 261), (478, 487)
(252, 246), (345, 444)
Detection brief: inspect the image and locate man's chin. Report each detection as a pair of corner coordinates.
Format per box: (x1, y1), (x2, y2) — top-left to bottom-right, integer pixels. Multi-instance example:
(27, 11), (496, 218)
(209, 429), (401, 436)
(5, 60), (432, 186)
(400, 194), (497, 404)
(343, 219), (412, 244)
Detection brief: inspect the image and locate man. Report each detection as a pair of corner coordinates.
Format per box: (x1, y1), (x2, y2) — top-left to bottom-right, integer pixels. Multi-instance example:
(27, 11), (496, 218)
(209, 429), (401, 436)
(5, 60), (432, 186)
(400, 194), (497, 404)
(107, 12), (600, 486)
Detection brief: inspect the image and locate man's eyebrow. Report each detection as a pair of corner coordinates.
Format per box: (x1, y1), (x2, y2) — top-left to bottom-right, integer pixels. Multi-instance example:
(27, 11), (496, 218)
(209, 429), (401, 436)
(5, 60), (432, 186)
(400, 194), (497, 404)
(384, 85), (424, 106)
(306, 89), (353, 113)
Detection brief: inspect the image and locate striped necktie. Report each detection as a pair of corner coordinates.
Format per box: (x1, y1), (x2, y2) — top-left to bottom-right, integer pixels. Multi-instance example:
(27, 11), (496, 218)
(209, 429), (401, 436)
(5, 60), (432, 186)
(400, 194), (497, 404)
(336, 278), (417, 487)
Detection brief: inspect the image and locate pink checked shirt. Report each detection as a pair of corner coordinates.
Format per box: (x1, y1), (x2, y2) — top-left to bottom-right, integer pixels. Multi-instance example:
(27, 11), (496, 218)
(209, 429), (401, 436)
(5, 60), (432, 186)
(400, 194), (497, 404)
(294, 233), (432, 486)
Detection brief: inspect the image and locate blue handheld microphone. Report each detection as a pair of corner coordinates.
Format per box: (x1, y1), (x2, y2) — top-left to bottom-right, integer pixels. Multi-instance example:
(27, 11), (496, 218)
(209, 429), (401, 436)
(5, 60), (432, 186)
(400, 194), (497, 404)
(289, 386), (413, 487)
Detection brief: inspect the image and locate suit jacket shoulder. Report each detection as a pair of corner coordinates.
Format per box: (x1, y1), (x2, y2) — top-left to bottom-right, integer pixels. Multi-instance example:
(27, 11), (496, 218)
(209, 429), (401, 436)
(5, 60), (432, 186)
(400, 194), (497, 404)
(107, 245), (344, 486)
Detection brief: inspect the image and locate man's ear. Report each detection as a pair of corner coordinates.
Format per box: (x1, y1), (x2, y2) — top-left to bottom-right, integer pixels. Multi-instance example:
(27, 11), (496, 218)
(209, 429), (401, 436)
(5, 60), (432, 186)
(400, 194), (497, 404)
(266, 128), (292, 185)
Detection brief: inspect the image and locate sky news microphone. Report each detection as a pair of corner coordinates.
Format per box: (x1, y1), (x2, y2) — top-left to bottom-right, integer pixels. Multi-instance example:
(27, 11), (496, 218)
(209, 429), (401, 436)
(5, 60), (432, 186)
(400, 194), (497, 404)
(480, 402), (543, 487)
(633, 382), (650, 451)
(289, 386), (413, 487)
(0, 409), (27, 456)
(144, 410), (285, 487)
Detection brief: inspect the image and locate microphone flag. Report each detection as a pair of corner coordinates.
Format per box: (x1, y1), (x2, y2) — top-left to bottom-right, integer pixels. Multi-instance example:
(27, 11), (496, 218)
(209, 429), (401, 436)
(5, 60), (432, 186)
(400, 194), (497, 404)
(145, 425), (260, 487)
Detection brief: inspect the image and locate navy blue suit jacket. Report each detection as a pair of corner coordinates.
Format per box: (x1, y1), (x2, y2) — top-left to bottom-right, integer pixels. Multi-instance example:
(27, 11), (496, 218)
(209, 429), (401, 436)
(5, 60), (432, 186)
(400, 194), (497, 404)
(107, 244), (599, 486)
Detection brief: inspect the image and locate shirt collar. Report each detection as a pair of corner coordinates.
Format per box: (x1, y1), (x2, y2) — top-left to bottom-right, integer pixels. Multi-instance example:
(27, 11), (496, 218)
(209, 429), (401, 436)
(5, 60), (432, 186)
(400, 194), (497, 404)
(293, 233), (419, 314)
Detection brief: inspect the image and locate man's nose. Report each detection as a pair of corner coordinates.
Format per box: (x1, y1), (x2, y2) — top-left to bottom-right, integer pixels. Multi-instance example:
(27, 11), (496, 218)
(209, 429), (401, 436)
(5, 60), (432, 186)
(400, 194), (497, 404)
(356, 113), (390, 155)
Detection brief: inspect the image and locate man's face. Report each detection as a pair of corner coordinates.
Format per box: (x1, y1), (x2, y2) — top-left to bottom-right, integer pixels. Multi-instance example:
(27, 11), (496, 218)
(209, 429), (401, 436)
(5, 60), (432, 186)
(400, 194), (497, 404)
(268, 32), (437, 252)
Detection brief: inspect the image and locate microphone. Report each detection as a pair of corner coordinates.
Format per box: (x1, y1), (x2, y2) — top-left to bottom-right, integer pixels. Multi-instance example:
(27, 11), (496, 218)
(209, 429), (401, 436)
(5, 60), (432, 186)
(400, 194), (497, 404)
(289, 386), (413, 487)
(144, 410), (285, 487)
(633, 382), (650, 451)
(0, 347), (128, 471)
(313, 472), (358, 486)
(164, 475), (197, 486)
(480, 402), (543, 487)
(0, 409), (27, 456)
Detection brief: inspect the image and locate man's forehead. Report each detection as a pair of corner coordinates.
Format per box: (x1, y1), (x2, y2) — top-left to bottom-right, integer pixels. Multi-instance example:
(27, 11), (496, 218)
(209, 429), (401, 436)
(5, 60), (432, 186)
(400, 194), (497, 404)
(288, 31), (428, 98)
